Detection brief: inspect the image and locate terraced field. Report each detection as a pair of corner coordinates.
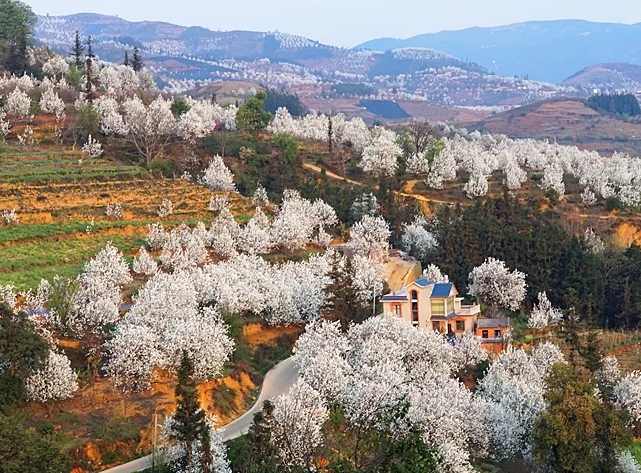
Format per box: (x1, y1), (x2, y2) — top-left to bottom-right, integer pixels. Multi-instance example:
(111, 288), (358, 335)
(0, 144), (252, 289)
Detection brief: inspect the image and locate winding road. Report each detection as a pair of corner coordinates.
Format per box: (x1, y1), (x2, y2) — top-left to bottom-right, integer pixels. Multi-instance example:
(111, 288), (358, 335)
(100, 357), (299, 473)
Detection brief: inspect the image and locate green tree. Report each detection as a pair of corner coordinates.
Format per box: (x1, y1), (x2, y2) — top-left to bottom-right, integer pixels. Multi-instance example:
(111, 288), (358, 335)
(0, 304), (49, 406)
(132, 47), (143, 72)
(236, 92), (272, 131)
(325, 253), (370, 331)
(230, 400), (280, 473)
(170, 351), (207, 470)
(0, 0), (36, 74)
(533, 363), (631, 473)
(71, 30), (84, 69)
(0, 414), (71, 473)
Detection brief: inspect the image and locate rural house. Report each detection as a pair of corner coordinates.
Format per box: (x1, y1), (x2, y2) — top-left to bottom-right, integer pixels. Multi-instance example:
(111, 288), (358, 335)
(381, 276), (511, 351)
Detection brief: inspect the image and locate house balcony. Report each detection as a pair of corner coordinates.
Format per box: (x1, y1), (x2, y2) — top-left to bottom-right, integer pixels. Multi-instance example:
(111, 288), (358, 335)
(454, 304), (481, 317)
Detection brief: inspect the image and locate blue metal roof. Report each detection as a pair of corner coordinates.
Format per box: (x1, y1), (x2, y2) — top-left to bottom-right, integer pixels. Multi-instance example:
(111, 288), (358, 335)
(431, 283), (453, 298)
(381, 296), (408, 302)
(414, 278), (432, 287)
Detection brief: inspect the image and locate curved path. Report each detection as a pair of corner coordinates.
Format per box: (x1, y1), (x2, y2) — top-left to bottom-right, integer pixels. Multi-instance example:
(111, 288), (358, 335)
(101, 357), (299, 473)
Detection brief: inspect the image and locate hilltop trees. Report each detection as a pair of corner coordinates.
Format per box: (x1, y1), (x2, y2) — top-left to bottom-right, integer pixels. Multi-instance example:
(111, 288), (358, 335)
(0, 0), (36, 74)
(237, 92), (271, 131)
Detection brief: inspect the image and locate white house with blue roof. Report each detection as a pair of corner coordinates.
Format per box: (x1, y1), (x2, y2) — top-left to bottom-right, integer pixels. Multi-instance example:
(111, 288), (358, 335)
(382, 276), (511, 348)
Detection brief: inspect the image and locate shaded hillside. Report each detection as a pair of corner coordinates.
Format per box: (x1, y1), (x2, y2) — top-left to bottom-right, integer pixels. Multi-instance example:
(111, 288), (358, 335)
(357, 20), (641, 83)
(563, 63), (641, 94)
(472, 99), (641, 155)
(36, 13), (338, 63)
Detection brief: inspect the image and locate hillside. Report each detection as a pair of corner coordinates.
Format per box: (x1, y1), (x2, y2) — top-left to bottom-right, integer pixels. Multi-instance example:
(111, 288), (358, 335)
(357, 20), (641, 83)
(563, 63), (641, 95)
(471, 98), (641, 155)
(34, 13), (575, 108)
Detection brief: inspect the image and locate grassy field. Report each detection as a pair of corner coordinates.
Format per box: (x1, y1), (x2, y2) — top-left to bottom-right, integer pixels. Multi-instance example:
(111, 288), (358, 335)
(0, 144), (253, 289)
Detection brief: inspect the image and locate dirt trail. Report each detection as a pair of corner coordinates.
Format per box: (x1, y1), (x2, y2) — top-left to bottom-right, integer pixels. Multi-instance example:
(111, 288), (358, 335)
(303, 162), (451, 215)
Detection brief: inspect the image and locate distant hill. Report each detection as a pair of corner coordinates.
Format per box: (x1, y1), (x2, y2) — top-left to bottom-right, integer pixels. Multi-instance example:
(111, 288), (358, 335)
(356, 20), (641, 83)
(471, 98), (641, 155)
(36, 13), (338, 64)
(33, 13), (582, 107)
(563, 63), (641, 94)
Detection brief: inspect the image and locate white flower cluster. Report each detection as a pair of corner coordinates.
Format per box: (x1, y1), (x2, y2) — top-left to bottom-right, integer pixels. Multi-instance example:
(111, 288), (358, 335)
(1, 208), (19, 225)
(409, 131), (641, 207)
(400, 216), (438, 260)
(24, 350), (79, 403)
(469, 257), (527, 312)
(293, 317), (493, 472)
(42, 56), (70, 79)
(347, 214), (391, 262)
(39, 87), (65, 119)
(527, 292), (563, 329)
(64, 242), (132, 337)
(201, 155), (236, 192)
(5, 88), (31, 116)
(82, 134), (103, 158)
(105, 203), (123, 219)
(478, 342), (565, 460)
(177, 97), (237, 141)
(268, 107), (372, 152)
(105, 272), (234, 391)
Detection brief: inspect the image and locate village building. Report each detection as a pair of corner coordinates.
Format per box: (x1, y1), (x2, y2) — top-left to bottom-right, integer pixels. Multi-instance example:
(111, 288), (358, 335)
(381, 276), (511, 352)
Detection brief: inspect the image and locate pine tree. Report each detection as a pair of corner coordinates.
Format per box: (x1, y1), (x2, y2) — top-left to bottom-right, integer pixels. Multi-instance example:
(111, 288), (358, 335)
(71, 30), (84, 69)
(326, 252), (369, 331)
(123, 51), (129, 67)
(171, 351), (207, 469)
(244, 400), (279, 473)
(132, 47), (143, 72)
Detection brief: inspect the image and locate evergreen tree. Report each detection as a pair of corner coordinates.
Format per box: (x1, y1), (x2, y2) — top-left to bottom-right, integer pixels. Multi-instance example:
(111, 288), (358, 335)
(71, 30), (84, 69)
(0, 0), (36, 74)
(533, 363), (630, 473)
(0, 304), (49, 406)
(244, 400), (279, 473)
(236, 92), (272, 131)
(123, 51), (129, 67)
(132, 47), (143, 72)
(325, 253), (370, 331)
(170, 351), (207, 470)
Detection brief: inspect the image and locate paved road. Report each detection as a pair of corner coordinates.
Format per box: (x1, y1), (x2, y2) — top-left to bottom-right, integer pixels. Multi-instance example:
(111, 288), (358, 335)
(101, 357), (299, 473)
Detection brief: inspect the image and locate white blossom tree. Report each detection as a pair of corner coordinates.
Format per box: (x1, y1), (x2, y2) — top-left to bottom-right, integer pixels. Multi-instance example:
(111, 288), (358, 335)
(527, 292), (563, 329)
(400, 216), (438, 260)
(469, 258), (527, 314)
(25, 350), (79, 403)
(5, 88), (31, 117)
(347, 215), (390, 262)
(119, 95), (176, 167)
(360, 127), (401, 177)
(132, 247), (158, 276)
(270, 380), (329, 471)
(202, 155), (236, 192)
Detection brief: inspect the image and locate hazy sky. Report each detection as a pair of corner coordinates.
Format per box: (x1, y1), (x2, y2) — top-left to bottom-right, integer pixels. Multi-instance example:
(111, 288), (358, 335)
(26, 0), (641, 47)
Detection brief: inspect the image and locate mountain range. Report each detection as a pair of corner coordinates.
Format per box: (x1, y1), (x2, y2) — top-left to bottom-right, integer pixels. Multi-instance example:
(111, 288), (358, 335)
(357, 20), (641, 83)
(32, 14), (641, 110)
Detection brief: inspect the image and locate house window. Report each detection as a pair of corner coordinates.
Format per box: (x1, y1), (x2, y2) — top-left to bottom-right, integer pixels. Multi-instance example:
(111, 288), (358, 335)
(456, 320), (465, 331)
(481, 330), (489, 339)
(431, 299), (445, 316)
(394, 304), (401, 317)
(411, 291), (419, 325)
(494, 330), (502, 338)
